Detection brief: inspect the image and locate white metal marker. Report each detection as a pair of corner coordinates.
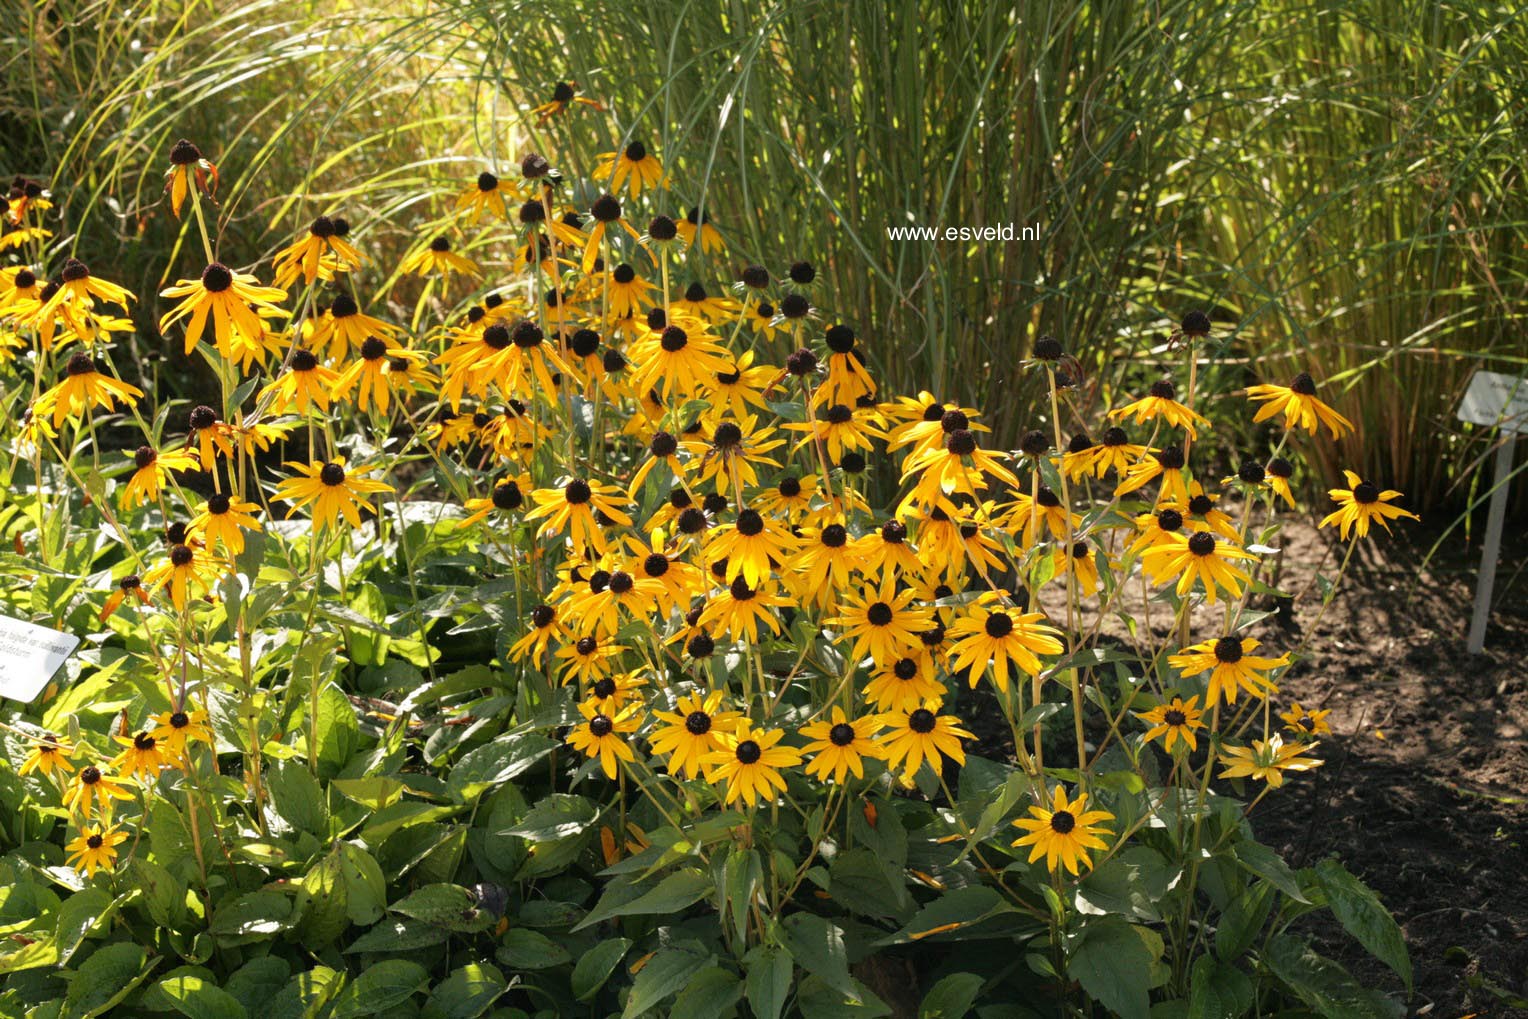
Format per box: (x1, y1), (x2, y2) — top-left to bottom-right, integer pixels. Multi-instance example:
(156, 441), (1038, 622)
(1456, 370), (1528, 654)
(0, 614), (80, 702)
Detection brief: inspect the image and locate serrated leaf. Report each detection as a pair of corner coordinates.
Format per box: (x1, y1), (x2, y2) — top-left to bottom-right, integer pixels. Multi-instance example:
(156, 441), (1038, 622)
(571, 938), (630, 1000)
(745, 945), (793, 1019)
(1314, 859), (1411, 991)
(1070, 920), (1151, 1019)
(621, 943), (712, 1018)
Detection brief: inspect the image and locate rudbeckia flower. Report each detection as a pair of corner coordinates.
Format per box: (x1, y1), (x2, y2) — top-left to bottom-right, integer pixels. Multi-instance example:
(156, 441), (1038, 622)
(307, 293), (397, 361)
(898, 426), (1015, 513)
(1280, 701), (1333, 737)
(331, 337), (430, 415)
(62, 765), (134, 820)
(142, 542), (225, 611)
(258, 349), (340, 415)
(100, 574), (150, 621)
(1109, 379), (1209, 438)
(604, 263), (657, 319)
(65, 825), (128, 877)
(1086, 425), (1149, 478)
(1141, 531), (1258, 605)
(150, 708), (214, 759)
(877, 703), (973, 781)
(556, 634), (628, 686)
(565, 701), (642, 779)
(684, 416), (785, 494)
(1319, 470), (1418, 539)
(1245, 373), (1354, 439)
(1218, 735), (1322, 787)
(508, 604), (567, 669)
(703, 722), (802, 807)
(458, 475), (528, 529)
(17, 732), (75, 777)
(189, 492), (263, 555)
(36, 353), (144, 427)
(947, 594), (1065, 693)
(158, 262), (288, 357)
(1115, 445), (1189, 505)
(675, 205), (725, 255)
(526, 477), (634, 556)
(830, 575), (935, 665)
(1011, 786), (1115, 876)
(1169, 636), (1289, 705)
(163, 139), (219, 218)
(697, 576), (791, 644)
(399, 236), (479, 278)
(863, 654), (946, 712)
(1265, 456), (1297, 508)
(111, 731), (173, 780)
(456, 170), (515, 222)
(800, 708), (884, 784)
(36, 258), (135, 320)
(1136, 695), (1206, 753)
(630, 323), (733, 400)
(274, 458), (395, 533)
(649, 691), (743, 780)
(705, 508), (799, 588)
(581, 193), (642, 274)
(1053, 539), (1105, 596)
(0, 265), (42, 310)
(594, 141), (664, 197)
(272, 215), (364, 288)
(121, 444), (198, 510)
(530, 80), (604, 123)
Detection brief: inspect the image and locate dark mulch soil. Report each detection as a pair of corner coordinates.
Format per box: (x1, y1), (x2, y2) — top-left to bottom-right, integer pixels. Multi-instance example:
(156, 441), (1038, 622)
(959, 512), (1528, 1015)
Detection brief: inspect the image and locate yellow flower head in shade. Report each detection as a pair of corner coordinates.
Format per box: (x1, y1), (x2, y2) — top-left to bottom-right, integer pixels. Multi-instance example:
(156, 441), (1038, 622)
(525, 477), (634, 557)
(18, 732), (75, 777)
(1109, 379), (1210, 438)
(272, 215), (365, 288)
(876, 702), (973, 781)
(829, 574), (934, 666)
(507, 603), (568, 670)
(1168, 636), (1289, 706)
(62, 765), (134, 821)
(946, 593), (1065, 694)
(399, 236), (480, 278)
(274, 458), (395, 533)
(1318, 470), (1419, 540)
(1244, 372), (1354, 439)
(1264, 456), (1297, 508)
(1280, 701), (1333, 738)
(257, 348), (340, 415)
(1139, 531), (1258, 605)
(704, 506), (799, 590)
(1218, 735), (1322, 788)
(1136, 695), (1207, 754)
(157, 262), (287, 358)
(530, 80), (605, 123)
(65, 825), (129, 877)
(649, 691), (743, 780)
(565, 701), (641, 779)
(455, 169), (517, 222)
(189, 492), (263, 556)
(863, 653), (947, 712)
(1052, 539), (1105, 597)
(594, 141), (665, 197)
(703, 722), (802, 808)
(163, 138), (219, 219)
(35, 352), (145, 428)
(675, 205), (725, 255)
(1011, 786), (1115, 876)
(799, 707), (885, 785)
(696, 576), (793, 645)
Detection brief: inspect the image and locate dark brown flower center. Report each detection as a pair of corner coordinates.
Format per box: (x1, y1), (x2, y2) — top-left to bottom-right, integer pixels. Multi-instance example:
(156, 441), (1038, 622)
(1049, 809), (1076, 834)
(829, 723), (856, 747)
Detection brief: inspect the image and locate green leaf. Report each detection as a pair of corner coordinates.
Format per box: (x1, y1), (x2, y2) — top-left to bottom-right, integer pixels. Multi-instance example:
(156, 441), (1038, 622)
(744, 944), (793, 1019)
(1261, 935), (1404, 1019)
(447, 733), (557, 802)
(571, 938), (630, 1000)
(62, 942), (154, 1019)
(671, 966), (742, 1017)
(267, 965), (344, 1019)
(53, 888), (114, 964)
(621, 943), (712, 1018)
(920, 973), (984, 1019)
(783, 914), (860, 1004)
(295, 848), (349, 948)
(267, 758), (328, 837)
(1215, 881), (1274, 964)
(339, 844), (387, 926)
(1188, 957), (1252, 1019)
(496, 928), (572, 970)
(388, 885), (494, 933)
(224, 958), (291, 1019)
(1232, 838), (1309, 904)
(329, 960), (428, 1018)
(313, 682), (360, 777)
(573, 868), (712, 931)
(884, 886), (1017, 944)
(499, 794), (597, 841)
(153, 968), (251, 1019)
(208, 891), (295, 940)
(129, 857), (186, 928)
(344, 919), (450, 954)
(1074, 847), (1179, 922)
(1069, 920), (1152, 1019)
(1314, 858), (1412, 991)
(424, 963), (507, 1019)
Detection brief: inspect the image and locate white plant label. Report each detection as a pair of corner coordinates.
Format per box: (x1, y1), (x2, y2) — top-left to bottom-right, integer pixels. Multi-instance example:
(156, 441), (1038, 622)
(0, 614), (79, 703)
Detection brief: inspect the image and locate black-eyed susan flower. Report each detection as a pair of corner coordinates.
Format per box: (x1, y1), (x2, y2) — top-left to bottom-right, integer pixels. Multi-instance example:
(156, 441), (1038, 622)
(0, 265), (42, 311)
(258, 348), (340, 414)
(1245, 373), (1354, 439)
(818, 324), (877, 407)
(399, 236), (479, 278)
(121, 444), (198, 511)
(863, 654), (946, 712)
(62, 765), (134, 820)
(571, 568), (665, 638)
(703, 722), (802, 808)
(1319, 471), (1418, 539)
(141, 542), (224, 611)
(150, 708), (214, 759)
(831, 575), (934, 665)
(17, 732), (75, 777)
(604, 263), (656, 319)
(787, 521), (863, 605)
(1140, 531), (1257, 604)
(37, 258), (135, 318)
(899, 427), (1015, 513)
(566, 701), (641, 779)
(685, 416), (786, 495)
(274, 459), (395, 533)
(1115, 445), (1189, 504)
(164, 139), (218, 218)
(697, 576), (790, 644)
(189, 492), (262, 556)
(585, 672), (648, 717)
(706, 508), (798, 588)
(1110, 379), (1209, 438)
(1184, 482), (1240, 541)
(458, 476), (528, 529)
(704, 350), (774, 418)
(1053, 539), (1104, 596)
(331, 337), (430, 415)
(581, 193), (641, 274)
(1087, 425), (1150, 478)
(531, 80), (604, 123)
(675, 205), (725, 255)
(595, 141), (664, 197)
(1002, 485), (1081, 551)
(1280, 701), (1333, 738)
(877, 703), (972, 781)
(157, 263), (286, 357)
(743, 299), (782, 341)
(508, 604), (567, 669)
(100, 573), (150, 621)
(1265, 456), (1296, 507)
(799, 708), (884, 784)
(947, 594), (1065, 693)
(673, 281), (740, 324)
(556, 633), (627, 686)
(272, 215), (364, 288)
(111, 731), (173, 780)
(630, 323), (733, 400)
(1218, 735), (1322, 787)
(456, 170), (515, 222)
(1128, 504), (1190, 556)
(627, 431), (687, 497)
(65, 825), (128, 877)
(1169, 636), (1289, 705)
(308, 292), (397, 360)
(1011, 786), (1115, 876)
(526, 477), (633, 556)
(753, 474), (816, 520)
(649, 691), (742, 780)
(1136, 695), (1206, 753)
(37, 353), (144, 427)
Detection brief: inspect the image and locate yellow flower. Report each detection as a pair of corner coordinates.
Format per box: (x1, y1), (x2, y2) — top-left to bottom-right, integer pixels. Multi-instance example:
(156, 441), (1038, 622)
(163, 138), (218, 219)
(1109, 379), (1209, 438)
(150, 708), (214, 759)
(111, 731), (174, 780)
(594, 141), (664, 197)
(141, 542), (225, 611)
(1052, 539), (1104, 596)
(272, 215), (364, 288)
(565, 701), (641, 779)
(705, 507), (799, 590)
(1280, 701), (1333, 738)
(62, 765), (134, 821)
(189, 492), (262, 556)
(1318, 470), (1418, 539)
(17, 732), (75, 777)
(508, 603), (567, 670)
(157, 263), (286, 357)
(36, 353), (144, 428)
(649, 691), (742, 780)
(703, 722), (802, 808)
(697, 576), (792, 644)
(830, 575), (934, 666)
(675, 205), (725, 254)
(1169, 636), (1288, 705)
(799, 708), (884, 785)
(455, 170), (517, 222)
(1218, 735), (1322, 787)
(66, 825), (129, 877)
(1136, 695), (1206, 753)
(525, 478), (634, 556)
(1245, 373), (1354, 439)
(947, 594), (1064, 694)
(399, 236), (480, 278)
(530, 81), (605, 123)
(120, 444), (198, 511)
(555, 633), (628, 686)
(1140, 531), (1258, 605)
(258, 349), (340, 415)
(863, 654), (946, 712)
(274, 459), (394, 533)
(877, 703), (973, 780)
(1011, 786), (1115, 876)
(1114, 446), (1189, 504)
